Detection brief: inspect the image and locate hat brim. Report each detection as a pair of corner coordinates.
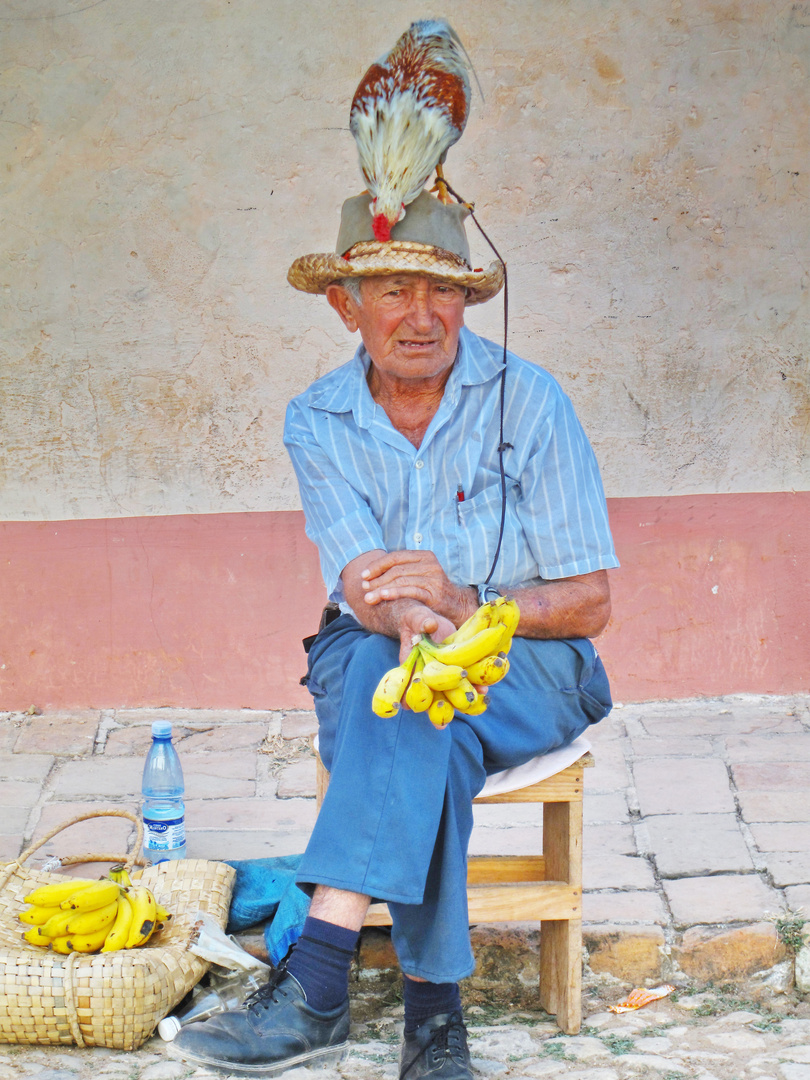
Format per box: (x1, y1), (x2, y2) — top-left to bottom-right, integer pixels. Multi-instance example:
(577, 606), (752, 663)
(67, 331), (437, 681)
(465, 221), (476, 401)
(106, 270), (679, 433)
(287, 240), (504, 306)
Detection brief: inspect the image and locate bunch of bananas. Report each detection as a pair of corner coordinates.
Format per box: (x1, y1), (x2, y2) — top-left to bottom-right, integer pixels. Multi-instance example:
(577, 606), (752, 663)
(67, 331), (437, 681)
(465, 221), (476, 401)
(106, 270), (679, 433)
(19, 865), (172, 955)
(372, 596), (520, 728)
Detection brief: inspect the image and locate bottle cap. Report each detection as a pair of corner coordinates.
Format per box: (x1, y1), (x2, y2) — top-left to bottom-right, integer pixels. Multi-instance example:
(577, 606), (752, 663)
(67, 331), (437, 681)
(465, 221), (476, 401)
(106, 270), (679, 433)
(151, 721), (172, 738)
(157, 1015), (182, 1041)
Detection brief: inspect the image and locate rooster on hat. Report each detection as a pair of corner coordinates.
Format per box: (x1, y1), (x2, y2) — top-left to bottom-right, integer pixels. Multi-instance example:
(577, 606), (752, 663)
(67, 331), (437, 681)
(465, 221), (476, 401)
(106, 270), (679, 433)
(350, 18), (474, 242)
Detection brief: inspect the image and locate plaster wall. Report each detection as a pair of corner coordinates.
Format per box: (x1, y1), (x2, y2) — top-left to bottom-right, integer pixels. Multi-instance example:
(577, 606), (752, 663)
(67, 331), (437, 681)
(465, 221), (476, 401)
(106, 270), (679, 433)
(1, 0), (808, 522)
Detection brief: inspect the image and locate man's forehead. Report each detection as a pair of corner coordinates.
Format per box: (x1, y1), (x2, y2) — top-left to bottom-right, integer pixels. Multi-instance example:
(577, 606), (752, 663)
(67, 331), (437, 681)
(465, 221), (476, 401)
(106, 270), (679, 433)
(361, 274), (464, 293)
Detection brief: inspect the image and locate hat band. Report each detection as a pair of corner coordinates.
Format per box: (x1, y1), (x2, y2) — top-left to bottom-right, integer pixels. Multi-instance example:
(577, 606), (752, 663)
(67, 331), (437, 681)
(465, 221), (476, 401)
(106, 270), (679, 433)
(342, 239), (471, 270)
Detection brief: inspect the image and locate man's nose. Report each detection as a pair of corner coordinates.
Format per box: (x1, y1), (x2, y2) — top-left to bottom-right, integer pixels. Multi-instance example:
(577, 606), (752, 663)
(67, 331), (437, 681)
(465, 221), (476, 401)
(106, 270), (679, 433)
(405, 287), (436, 331)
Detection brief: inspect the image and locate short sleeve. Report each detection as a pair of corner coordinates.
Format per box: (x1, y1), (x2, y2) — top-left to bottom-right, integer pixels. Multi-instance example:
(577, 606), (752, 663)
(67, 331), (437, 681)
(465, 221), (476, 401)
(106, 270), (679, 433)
(514, 385), (618, 579)
(284, 399), (385, 600)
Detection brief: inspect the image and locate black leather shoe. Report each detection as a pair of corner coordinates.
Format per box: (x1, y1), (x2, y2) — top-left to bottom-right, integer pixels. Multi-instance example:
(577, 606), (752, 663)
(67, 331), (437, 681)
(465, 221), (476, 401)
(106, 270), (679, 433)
(168, 969), (350, 1075)
(400, 1010), (472, 1079)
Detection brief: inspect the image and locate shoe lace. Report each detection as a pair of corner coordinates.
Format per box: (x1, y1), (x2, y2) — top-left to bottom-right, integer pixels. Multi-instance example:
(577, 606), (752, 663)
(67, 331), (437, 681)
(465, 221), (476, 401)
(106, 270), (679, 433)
(401, 1013), (468, 1078)
(244, 965), (290, 1012)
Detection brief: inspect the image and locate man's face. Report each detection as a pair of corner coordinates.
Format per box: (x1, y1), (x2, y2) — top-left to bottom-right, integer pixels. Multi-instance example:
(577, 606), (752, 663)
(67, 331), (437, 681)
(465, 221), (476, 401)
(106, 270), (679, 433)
(327, 274), (466, 384)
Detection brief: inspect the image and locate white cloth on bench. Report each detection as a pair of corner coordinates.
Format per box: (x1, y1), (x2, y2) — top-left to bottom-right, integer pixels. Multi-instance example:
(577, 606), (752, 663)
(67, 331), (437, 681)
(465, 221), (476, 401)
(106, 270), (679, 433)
(313, 732), (591, 798)
(477, 733), (591, 798)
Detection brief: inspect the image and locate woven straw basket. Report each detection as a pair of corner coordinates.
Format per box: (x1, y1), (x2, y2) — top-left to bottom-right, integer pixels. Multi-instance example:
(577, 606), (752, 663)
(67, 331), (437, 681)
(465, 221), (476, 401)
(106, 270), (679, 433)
(0, 809), (235, 1050)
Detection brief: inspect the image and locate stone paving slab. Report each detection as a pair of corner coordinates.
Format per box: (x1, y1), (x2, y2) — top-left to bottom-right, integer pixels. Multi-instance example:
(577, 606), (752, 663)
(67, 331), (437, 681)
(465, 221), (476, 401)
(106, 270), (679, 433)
(663, 873), (783, 926)
(725, 734), (810, 761)
(583, 854), (657, 891)
(583, 792), (631, 825)
(29, 802), (141, 859)
(0, 778), (43, 809)
(750, 823), (810, 853)
(644, 812), (755, 876)
(10, 712), (100, 754)
(633, 757), (737, 816)
(737, 790), (810, 823)
(764, 853), (810, 888)
(582, 889), (669, 925)
(0, 752), (54, 780)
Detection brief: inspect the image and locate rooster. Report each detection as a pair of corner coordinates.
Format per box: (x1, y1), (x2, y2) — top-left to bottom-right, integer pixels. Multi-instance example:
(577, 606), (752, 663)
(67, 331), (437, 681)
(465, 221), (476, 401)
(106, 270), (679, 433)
(349, 19), (473, 242)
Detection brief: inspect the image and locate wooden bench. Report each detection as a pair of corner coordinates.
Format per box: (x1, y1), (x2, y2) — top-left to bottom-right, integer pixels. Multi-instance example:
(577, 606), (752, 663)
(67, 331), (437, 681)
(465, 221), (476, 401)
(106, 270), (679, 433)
(315, 745), (594, 1034)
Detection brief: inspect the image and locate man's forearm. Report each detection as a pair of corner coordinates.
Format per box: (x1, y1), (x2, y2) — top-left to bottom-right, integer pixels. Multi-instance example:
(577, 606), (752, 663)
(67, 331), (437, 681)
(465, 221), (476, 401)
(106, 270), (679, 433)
(512, 571), (611, 640)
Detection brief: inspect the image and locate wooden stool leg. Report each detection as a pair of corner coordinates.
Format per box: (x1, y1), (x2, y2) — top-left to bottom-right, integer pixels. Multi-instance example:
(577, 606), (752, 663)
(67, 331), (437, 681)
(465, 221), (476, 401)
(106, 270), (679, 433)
(315, 753), (329, 809)
(539, 798), (583, 1034)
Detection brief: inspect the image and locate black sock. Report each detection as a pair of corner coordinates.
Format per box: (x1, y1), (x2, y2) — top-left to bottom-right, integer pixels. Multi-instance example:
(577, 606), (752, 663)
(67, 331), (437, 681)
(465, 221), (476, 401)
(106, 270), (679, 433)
(285, 916), (358, 1013)
(403, 977), (462, 1033)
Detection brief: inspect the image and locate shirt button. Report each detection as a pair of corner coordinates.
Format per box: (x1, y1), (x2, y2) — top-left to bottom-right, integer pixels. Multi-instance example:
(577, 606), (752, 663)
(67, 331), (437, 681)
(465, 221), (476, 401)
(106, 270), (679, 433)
(414, 533), (423, 544)
(415, 459), (424, 469)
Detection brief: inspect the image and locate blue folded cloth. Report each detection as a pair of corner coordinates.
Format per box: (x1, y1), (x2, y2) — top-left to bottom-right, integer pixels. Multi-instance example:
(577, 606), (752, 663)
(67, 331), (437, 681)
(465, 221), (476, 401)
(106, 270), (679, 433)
(225, 855), (310, 967)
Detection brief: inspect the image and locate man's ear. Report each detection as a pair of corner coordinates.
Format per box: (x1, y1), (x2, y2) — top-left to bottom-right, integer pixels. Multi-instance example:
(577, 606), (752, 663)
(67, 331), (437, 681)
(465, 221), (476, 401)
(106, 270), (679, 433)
(326, 284), (359, 333)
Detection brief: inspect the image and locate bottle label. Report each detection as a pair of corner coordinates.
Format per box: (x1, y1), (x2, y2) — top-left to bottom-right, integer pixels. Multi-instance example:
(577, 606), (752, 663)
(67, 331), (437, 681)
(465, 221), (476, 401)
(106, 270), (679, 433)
(143, 815), (186, 851)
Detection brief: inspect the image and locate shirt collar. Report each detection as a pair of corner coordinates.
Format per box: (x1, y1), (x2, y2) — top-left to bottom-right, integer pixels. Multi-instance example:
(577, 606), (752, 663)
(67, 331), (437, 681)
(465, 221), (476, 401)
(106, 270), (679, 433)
(305, 326), (504, 420)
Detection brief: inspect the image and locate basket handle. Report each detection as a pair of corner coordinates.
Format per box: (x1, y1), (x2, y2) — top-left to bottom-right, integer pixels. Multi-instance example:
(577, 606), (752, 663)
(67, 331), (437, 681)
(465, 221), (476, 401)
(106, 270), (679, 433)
(14, 809), (147, 872)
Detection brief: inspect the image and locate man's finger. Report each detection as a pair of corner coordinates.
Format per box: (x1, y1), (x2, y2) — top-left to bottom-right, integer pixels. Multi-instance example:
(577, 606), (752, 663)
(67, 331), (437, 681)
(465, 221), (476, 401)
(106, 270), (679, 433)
(361, 550), (425, 579)
(364, 584), (430, 605)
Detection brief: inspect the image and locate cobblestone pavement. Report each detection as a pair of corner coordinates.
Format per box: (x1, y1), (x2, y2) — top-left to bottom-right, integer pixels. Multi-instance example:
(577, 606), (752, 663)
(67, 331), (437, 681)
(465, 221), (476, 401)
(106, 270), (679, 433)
(1, 983), (809, 1080)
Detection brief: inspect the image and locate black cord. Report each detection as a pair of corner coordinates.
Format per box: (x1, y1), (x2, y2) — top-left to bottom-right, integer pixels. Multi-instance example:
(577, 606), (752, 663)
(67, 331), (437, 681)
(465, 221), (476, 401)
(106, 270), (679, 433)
(441, 182), (510, 587)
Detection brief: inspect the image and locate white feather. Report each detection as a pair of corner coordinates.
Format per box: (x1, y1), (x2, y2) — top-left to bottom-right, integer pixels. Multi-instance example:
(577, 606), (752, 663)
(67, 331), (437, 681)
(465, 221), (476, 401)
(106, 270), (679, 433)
(352, 91), (453, 224)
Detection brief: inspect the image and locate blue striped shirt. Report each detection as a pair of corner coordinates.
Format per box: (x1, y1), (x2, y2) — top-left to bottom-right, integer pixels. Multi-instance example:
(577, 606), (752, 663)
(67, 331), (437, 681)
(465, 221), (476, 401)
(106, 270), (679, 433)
(284, 326), (618, 609)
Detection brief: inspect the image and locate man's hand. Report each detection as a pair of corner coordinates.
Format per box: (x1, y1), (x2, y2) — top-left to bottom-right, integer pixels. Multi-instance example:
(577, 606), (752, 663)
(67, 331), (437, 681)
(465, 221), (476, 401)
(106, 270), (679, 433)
(360, 549), (477, 629)
(341, 549), (461, 662)
(398, 604), (456, 664)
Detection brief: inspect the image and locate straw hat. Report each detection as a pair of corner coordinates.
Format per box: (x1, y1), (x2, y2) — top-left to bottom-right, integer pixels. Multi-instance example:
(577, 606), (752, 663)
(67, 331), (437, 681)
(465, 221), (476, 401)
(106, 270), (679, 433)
(287, 190), (504, 306)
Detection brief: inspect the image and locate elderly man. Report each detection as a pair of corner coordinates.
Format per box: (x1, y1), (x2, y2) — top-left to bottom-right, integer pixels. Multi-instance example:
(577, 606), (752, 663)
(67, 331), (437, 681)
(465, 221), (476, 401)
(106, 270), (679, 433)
(172, 191), (618, 1079)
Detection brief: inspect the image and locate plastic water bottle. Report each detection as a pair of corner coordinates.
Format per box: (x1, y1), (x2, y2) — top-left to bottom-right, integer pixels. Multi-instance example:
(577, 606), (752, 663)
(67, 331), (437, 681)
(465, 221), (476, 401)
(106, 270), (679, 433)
(157, 968), (267, 1040)
(142, 721), (186, 863)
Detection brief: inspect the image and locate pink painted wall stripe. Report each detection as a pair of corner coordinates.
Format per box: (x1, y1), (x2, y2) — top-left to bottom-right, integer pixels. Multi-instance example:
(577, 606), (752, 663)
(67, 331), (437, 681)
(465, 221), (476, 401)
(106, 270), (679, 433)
(0, 493), (807, 710)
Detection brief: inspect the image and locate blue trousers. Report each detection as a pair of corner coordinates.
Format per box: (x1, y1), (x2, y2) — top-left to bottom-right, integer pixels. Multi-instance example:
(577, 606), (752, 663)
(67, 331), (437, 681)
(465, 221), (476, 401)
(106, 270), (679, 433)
(298, 614), (611, 982)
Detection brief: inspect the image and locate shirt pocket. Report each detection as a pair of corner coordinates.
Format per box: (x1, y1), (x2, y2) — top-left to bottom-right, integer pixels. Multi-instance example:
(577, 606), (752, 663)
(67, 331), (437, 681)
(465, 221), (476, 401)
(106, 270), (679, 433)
(455, 482), (513, 583)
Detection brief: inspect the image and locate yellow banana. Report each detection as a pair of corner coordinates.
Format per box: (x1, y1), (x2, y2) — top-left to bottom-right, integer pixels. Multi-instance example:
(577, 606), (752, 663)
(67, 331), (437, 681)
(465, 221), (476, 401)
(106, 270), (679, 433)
(465, 653), (509, 686)
(101, 893), (135, 952)
(107, 864), (133, 887)
(154, 901), (172, 924)
(447, 603), (494, 645)
(489, 596), (520, 635)
(60, 879), (121, 912)
(429, 626), (505, 669)
(64, 900), (119, 937)
(49, 936), (75, 955)
(371, 667), (410, 717)
(421, 659), (467, 692)
(404, 655), (434, 713)
(444, 677), (481, 713)
(52, 926), (111, 954)
(371, 646), (419, 718)
(24, 878), (96, 907)
(462, 694), (489, 716)
(125, 885), (158, 948)
(40, 909), (74, 938)
(427, 693), (455, 730)
(19, 905), (57, 927)
(22, 926), (50, 948)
